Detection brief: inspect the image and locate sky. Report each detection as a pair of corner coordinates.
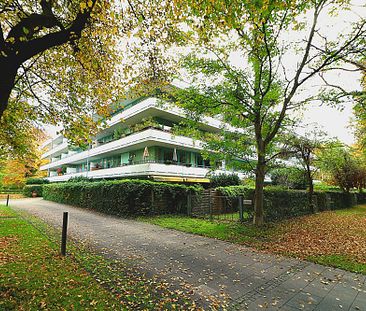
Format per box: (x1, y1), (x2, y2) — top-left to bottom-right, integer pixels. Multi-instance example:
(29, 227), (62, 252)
(228, 0), (365, 145)
(175, 0), (364, 146)
(44, 0), (365, 146)
(292, 0), (365, 145)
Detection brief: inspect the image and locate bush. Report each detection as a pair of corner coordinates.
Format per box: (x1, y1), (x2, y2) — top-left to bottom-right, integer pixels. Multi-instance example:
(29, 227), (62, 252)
(25, 178), (49, 185)
(216, 185), (252, 198)
(23, 185), (43, 197)
(210, 173), (240, 188)
(68, 176), (95, 183)
(270, 167), (307, 190)
(217, 185), (359, 221)
(217, 186), (313, 221)
(314, 183), (341, 192)
(356, 192), (366, 204)
(315, 191), (357, 211)
(43, 180), (202, 216)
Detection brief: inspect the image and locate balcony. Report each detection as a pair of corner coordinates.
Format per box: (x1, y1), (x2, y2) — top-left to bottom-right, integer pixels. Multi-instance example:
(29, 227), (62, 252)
(40, 128), (204, 171)
(46, 161), (211, 182)
(41, 141), (68, 159)
(40, 97), (240, 163)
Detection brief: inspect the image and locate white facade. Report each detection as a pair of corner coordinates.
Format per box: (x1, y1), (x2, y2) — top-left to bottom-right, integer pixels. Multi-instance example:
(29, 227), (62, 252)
(40, 97), (245, 183)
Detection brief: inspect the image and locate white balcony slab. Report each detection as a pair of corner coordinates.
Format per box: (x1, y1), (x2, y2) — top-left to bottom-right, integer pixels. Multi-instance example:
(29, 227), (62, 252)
(42, 97), (231, 159)
(41, 141), (68, 159)
(45, 163), (211, 182)
(40, 128), (204, 171)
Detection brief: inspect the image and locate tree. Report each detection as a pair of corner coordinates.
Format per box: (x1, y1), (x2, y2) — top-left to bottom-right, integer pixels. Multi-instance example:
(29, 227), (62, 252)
(0, 1), (184, 157)
(170, 0), (366, 225)
(270, 167), (307, 190)
(353, 62), (366, 149)
(0, 0), (124, 154)
(285, 131), (326, 211)
(0, 129), (46, 189)
(318, 141), (366, 193)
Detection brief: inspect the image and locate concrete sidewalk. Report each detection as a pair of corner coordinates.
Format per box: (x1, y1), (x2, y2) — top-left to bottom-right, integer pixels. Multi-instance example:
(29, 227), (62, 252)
(8, 198), (366, 310)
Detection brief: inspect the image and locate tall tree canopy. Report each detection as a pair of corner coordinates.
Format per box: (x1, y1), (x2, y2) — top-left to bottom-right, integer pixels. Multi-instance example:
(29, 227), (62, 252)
(170, 0), (366, 225)
(353, 63), (366, 149)
(0, 0), (123, 155)
(0, 0), (184, 158)
(285, 130), (327, 210)
(318, 141), (366, 193)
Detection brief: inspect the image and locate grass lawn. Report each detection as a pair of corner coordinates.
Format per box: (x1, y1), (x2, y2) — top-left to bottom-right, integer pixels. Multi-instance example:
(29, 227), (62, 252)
(141, 205), (366, 275)
(0, 205), (201, 310)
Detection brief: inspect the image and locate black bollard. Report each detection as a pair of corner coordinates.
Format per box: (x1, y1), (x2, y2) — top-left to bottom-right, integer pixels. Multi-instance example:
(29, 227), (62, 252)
(6, 194), (9, 206)
(61, 212), (68, 256)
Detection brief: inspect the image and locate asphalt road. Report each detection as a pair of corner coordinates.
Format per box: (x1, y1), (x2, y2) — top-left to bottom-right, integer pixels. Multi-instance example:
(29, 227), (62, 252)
(8, 198), (366, 310)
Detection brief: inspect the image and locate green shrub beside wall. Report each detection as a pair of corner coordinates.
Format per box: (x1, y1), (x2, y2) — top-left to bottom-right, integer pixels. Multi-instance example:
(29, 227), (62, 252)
(23, 185), (43, 197)
(43, 180), (202, 216)
(217, 186), (360, 222)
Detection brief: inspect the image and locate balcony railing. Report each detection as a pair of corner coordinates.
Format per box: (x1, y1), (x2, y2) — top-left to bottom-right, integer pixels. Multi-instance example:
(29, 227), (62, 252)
(55, 159), (213, 176)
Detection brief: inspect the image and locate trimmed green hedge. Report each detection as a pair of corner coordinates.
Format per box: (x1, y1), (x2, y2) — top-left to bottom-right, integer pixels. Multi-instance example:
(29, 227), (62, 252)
(217, 186), (310, 221)
(23, 185), (43, 197)
(210, 173), (240, 188)
(216, 185), (253, 198)
(43, 180), (202, 216)
(25, 178), (49, 185)
(217, 186), (363, 221)
(316, 191), (359, 211)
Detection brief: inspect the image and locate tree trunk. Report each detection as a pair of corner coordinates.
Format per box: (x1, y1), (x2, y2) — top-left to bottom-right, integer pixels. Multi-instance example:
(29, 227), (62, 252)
(0, 57), (18, 118)
(305, 162), (315, 213)
(253, 155), (266, 226)
(308, 176), (314, 213)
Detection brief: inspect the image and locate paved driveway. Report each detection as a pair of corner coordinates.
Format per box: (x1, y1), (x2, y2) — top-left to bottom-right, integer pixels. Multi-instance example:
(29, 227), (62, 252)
(8, 198), (366, 310)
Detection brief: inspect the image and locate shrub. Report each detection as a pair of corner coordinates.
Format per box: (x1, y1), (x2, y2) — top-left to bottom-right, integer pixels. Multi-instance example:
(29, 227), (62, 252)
(43, 179), (202, 216)
(356, 192), (366, 204)
(68, 176), (95, 183)
(217, 186), (313, 221)
(217, 185), (361, 221)
(210, 173), (240, 188)
(216, 185), (252, 198)
(314, 183), (341, 192)
(23, 185), (43, 197)
(315, 191), (358, 211)
(270, 167), (307, 190)
(25, 178), (49, 185)
(262, 188), (310, 220)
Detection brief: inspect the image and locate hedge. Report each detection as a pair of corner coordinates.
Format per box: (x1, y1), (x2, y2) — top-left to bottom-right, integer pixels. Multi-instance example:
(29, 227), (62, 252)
(316, 191), (361, 211)
(23, 185), (43, 197)
(217, 186), (311, 221)
(209, 173), (240, 188)
(216, 186), (362, 222)
(43, 179), (202, 216)
(25, 178), (49, 185)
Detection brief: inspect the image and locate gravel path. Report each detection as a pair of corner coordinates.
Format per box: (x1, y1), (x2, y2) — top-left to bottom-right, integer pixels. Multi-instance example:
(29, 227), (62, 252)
(8, 198), (366, 310)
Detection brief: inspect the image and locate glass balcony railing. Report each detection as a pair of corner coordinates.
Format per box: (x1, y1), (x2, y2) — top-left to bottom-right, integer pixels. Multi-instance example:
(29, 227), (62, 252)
(46, 126), (178, 165)
(53, 159), (214, 176)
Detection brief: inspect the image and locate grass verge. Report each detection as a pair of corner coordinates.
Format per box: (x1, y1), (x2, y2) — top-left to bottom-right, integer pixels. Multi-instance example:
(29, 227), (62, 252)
(140, 215), (273, 245)
(141, 206), (366, 275)
(0, 205), (121, 310)
(0, 205), (202, 310)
